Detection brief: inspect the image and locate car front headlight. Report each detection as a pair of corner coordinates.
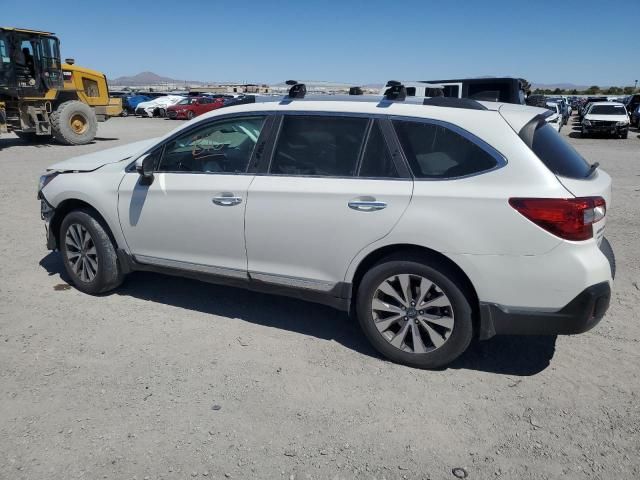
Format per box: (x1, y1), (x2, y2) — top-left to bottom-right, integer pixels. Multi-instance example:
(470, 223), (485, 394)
(38, 171), (59, 193)
(616, 121), (628, 126)
(583, 120), (591, 126)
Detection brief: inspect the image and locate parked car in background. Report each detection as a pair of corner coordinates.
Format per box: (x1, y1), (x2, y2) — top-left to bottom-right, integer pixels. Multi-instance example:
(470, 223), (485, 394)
(581, 102), (629, 138)
(135, 95), (185, 117)
(548, 97), (570, 125)
(37, 84), (614, 369)
(222, 95), (257, 108)
(624, 94), (640, 120)
(579, 97), (607, 120)
(121, 94), (151, 117)
(631, 104), (640, 127)
(545, 102), (562, 131)
(166, 96), (225, 120)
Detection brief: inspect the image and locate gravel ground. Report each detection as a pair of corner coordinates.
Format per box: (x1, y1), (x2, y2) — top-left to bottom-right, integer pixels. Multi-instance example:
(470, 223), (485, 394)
(0, 115), (639, 480)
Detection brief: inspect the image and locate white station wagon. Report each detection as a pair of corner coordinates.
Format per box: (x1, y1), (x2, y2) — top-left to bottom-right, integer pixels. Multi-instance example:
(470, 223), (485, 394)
(38, 81), (615, 368)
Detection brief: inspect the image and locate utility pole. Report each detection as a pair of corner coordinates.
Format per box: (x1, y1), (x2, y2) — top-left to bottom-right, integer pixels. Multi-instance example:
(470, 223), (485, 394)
(635, 79), (638, 91)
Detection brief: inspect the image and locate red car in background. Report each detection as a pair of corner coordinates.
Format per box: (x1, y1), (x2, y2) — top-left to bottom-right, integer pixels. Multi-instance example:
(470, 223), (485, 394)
(167, 96), (225, 120)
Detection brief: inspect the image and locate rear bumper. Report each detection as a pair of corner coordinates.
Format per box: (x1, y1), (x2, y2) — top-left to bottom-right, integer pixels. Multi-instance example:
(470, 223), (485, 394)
(478, 281), (611, 339)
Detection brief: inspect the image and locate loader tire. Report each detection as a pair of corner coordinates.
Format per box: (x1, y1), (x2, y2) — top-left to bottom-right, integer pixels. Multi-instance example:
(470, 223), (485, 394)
(50, 100), (97, 145)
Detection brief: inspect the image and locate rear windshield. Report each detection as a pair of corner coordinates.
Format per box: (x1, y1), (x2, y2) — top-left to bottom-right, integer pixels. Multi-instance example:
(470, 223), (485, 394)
(589, 104), (626, 115)
(530, 123), (591, 179)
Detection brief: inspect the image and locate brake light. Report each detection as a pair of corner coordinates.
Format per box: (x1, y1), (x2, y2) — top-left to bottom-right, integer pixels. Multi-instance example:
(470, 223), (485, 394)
(509, 197), (606, 241)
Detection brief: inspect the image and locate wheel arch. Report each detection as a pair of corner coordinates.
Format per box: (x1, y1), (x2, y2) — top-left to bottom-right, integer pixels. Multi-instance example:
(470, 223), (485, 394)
(50, 198), (120, 250)
(348, 243), (481, 333)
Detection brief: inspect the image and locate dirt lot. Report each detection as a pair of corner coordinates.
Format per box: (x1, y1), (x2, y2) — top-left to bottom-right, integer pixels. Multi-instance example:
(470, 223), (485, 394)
(1, 115), (639, 480)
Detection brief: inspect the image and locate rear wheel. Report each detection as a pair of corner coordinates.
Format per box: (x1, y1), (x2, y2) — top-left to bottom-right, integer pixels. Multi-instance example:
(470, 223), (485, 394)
(121, 108), (129, 117)
(60, 210), (124, 294)
(356, 256), (474, 369)
(50, 100), (97, 145)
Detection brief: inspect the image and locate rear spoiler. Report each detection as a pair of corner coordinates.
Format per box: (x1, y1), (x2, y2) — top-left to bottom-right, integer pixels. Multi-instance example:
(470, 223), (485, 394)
(518, 112), (553, 148)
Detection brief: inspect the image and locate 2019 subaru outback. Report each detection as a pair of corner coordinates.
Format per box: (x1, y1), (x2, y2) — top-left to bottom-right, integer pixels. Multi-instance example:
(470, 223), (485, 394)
(37, 83), (614, 368)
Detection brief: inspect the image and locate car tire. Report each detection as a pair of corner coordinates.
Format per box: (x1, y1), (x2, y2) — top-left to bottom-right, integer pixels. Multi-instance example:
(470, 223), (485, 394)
(187, 110), (195, 120)
(620, 131), (628, 139)
(50, 100), (98, 145)
(60, 209), (124, 295)
(121, 109), (129, 117)
(356, 255), (474, 369)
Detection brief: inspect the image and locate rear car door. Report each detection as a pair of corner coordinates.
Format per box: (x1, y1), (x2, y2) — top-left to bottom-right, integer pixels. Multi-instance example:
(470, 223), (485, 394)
(118, 115), (271, 275)
(245, 114), (413, 290)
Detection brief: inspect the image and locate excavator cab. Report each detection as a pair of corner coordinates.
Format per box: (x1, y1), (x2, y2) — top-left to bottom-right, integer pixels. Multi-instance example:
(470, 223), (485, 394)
(0, 28), (63, 97)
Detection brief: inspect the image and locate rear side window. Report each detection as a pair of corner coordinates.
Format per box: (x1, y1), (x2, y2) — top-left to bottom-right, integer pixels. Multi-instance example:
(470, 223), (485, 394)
(393, 120), (499, 179)
(270, 116), (368, 177)
(359, 123), (398, 178)
(530, 123), (591, 179)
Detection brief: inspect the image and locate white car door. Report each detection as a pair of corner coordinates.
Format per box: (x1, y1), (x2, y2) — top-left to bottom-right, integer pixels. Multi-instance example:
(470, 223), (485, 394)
(118, 115), (269, 277)
(245, 115), (413, 290)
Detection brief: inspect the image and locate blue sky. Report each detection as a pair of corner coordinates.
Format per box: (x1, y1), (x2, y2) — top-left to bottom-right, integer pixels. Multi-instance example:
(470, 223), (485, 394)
(3, 0), (638, 86)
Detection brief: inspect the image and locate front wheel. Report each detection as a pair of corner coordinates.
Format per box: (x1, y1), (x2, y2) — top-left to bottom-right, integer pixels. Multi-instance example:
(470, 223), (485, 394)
(186, 110), (195, 120)
(50, 100), (98, 145)
(60, 210), (124, 294)
(356, 256), (474, 369)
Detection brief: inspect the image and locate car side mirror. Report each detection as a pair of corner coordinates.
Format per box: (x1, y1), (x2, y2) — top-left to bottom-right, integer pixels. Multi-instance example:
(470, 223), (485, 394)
(135, 153), (154, 183)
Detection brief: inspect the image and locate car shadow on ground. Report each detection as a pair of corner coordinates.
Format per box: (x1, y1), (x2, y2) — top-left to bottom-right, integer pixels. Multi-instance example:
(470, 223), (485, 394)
(39, 252), (556, 376)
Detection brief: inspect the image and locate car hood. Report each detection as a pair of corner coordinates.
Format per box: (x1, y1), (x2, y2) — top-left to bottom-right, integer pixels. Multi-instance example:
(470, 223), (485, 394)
(584, 114), (628, 122)
(47, 138), (158, 172)
(141, 96), (185, 108)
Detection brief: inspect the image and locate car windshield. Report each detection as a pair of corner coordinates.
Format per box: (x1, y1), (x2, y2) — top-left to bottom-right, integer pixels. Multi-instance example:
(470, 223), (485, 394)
(178, 99), (192, 105)
(589, 105), (626, 115)
(545, 104), (558, 112)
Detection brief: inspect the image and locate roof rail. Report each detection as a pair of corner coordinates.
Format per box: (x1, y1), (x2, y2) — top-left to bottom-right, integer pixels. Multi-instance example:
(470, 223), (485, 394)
(286, 80), (306, 99)
(383, 80), (407, 101)
(422, 97), (488, 111)
(349, 86), (364, 96)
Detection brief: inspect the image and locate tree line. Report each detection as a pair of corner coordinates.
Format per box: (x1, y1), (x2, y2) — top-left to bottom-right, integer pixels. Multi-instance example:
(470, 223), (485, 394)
(531, 86), (639, 96)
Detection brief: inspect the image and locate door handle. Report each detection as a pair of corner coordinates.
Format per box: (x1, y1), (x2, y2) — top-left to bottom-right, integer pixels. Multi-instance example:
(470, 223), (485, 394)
(212, 193), (242, 206)
(348, 200), (387, 212)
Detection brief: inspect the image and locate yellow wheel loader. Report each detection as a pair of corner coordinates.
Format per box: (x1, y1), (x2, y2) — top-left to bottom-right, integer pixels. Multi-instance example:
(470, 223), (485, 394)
(0, 27), (121, 145)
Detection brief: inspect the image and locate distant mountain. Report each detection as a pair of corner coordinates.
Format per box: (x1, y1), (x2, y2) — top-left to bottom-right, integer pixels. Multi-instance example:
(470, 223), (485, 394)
(109, 71), (203, 86)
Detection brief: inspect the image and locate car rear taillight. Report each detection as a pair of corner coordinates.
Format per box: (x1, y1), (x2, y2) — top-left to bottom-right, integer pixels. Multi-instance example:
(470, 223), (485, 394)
(509, 197), (606, 241)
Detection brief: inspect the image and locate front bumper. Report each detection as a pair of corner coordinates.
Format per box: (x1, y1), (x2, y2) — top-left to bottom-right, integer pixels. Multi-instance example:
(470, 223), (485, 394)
(39, 196), (57, 250)
(583, 124), (628, 135)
